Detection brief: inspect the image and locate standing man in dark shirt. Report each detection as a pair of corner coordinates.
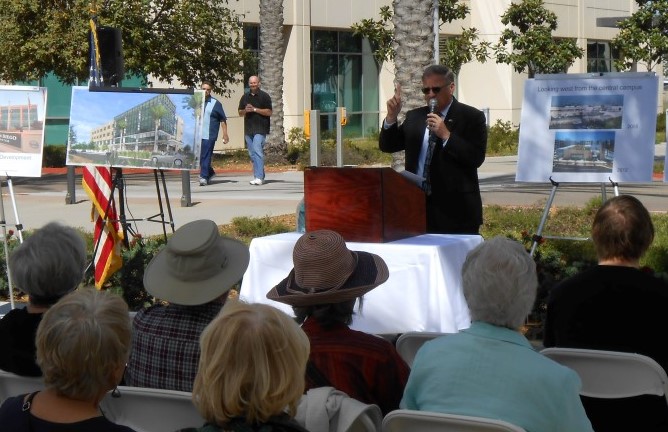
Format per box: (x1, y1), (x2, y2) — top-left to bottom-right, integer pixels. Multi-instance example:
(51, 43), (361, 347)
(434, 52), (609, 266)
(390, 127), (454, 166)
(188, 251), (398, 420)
(379, 65), (487, 234)
(199, 80), (229, 186)
(238, 75), (272, 186)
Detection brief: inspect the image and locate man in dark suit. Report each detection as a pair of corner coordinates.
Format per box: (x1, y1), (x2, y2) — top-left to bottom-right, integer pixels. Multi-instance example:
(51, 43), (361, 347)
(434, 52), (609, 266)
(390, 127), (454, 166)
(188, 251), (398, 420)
(379, 65), (487, 234)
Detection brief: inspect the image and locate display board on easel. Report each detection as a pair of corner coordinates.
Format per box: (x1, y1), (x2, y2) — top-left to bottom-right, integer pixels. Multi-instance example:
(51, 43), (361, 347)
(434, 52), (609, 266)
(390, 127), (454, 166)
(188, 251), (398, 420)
(66, 86), (204, 170)
(0, 85), (47, 177)
(516, 73), (659, 255)
(517, 72), (659, 183)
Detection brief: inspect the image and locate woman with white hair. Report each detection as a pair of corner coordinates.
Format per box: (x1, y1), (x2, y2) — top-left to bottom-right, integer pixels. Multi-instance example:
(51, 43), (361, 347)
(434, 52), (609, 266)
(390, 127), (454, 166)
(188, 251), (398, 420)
(0, 288), (136, 431)
(401, 237), (593, 432)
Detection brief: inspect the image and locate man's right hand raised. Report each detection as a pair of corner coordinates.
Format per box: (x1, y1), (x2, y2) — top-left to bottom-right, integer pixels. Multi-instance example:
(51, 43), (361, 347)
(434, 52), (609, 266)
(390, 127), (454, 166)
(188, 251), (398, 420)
(385, 83), (402, 124)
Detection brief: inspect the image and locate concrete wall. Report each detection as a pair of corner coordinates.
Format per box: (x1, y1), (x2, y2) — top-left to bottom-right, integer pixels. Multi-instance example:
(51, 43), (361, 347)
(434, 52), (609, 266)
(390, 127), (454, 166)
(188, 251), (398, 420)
(207, 0), (660, 150)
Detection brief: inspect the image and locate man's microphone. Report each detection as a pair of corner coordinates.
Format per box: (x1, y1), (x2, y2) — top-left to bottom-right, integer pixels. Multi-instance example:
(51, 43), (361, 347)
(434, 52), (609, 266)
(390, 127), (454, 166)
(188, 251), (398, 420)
(429, 98), (437, 114)
(428, 98), (437, 137)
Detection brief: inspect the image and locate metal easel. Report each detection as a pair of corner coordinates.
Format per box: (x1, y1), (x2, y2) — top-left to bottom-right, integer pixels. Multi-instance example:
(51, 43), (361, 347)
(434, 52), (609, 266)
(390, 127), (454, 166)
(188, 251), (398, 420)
(529, 176), (619, 256)
(1, 175), (25, 310)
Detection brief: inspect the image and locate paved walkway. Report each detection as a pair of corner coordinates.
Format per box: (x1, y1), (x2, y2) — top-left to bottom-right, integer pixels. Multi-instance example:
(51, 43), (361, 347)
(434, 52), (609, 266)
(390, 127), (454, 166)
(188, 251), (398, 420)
(3, 143), (666, 237)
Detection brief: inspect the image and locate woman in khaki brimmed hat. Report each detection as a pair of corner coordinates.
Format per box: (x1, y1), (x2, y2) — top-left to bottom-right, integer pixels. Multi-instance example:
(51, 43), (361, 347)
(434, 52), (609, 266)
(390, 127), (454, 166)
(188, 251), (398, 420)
(267, 230), (410, 415)
(124, 219), (250, 393)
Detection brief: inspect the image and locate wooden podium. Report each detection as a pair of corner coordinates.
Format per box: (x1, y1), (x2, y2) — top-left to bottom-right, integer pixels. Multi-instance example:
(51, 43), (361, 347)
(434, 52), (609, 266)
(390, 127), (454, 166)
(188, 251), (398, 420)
(304, 167), (426, 243)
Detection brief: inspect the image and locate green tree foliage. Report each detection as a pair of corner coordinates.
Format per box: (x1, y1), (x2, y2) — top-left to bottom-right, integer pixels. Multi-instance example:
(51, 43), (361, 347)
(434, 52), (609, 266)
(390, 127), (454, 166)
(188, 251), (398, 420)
(351, 6), (395, 63)
(493, 0), (583, 78)
(0, 0), (246, 91)
(351, 0), (490, 74)
(611, 0), (668, 72)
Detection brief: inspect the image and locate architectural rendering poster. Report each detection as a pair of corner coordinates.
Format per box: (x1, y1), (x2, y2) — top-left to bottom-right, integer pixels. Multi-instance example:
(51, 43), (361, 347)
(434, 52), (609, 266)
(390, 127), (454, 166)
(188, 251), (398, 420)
(67, 87), (204, 170)
(0, 85), (47, 177)
(516, 73), (659, 183)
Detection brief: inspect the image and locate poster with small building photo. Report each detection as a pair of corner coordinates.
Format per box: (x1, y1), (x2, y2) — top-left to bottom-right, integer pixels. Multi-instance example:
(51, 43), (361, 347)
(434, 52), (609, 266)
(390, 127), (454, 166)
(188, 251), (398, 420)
(67, 87), (204, 170)
(517, 74), (658, 183)
(0, 85), (47, 177)
(552, 131), (615, 174)
(549, 94), (624, 130)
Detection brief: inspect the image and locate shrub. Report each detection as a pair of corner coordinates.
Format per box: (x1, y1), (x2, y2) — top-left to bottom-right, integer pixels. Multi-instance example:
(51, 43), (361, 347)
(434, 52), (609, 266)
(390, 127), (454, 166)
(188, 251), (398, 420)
(83, 233), (166, 310)
(487, 120), (519, 156)
(286, 127), (309, 165)
(42, 144), (67, 167)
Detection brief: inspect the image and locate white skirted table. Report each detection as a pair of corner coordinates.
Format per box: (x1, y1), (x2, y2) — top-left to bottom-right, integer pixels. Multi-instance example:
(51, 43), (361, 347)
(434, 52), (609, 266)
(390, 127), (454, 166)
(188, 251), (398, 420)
(240, 232), (483, 334)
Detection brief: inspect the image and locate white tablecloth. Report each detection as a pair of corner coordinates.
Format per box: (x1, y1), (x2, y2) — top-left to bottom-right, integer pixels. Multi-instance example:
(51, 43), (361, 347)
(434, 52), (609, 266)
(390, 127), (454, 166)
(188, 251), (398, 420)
(240, 232), (483, 334)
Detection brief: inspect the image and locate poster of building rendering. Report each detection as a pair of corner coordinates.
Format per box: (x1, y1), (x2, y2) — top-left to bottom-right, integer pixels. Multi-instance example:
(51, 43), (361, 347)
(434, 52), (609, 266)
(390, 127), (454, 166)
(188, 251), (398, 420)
(67, 87), (204, 170)
(516, 73), (659, 183)
(0, 85), (47, 177)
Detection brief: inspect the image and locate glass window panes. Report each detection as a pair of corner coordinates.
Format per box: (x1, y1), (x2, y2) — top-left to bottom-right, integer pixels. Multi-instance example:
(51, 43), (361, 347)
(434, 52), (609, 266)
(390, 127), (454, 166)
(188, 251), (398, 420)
(311, 30), (379, 139)
(587, 40), (618, 73)
(243, 24), (260, 86)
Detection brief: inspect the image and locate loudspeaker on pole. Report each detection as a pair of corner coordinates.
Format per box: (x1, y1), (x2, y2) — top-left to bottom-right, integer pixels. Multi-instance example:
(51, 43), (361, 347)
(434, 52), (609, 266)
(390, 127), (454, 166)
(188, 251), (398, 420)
(90, 26), (124, 86)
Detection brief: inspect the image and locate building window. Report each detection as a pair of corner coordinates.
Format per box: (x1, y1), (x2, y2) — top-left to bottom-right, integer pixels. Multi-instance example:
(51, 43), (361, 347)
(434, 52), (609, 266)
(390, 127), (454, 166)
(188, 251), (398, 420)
(243, 24), (260, 87)
(311, 30), (379, 138)
(587, 40), (618, 73)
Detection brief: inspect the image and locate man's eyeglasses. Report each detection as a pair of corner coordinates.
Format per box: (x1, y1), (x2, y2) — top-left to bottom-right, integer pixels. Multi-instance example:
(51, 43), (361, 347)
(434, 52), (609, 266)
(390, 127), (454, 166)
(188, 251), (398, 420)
(421, 86), (442, 95)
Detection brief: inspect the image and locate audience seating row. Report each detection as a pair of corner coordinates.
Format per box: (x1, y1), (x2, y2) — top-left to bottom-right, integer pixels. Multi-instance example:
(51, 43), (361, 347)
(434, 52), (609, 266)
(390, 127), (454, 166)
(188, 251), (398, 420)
(2, 345), (667, 432)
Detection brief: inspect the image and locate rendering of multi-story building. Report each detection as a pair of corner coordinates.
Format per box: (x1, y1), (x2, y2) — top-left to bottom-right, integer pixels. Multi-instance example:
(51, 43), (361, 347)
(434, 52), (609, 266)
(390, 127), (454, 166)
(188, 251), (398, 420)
(88, 94), (183, 153)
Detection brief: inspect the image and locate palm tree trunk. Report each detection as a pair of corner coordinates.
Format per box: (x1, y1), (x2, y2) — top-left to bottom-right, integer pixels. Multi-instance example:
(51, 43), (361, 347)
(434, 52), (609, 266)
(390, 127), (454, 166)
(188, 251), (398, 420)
(259, 0), (286, 160)
(391, 0), (435, 169)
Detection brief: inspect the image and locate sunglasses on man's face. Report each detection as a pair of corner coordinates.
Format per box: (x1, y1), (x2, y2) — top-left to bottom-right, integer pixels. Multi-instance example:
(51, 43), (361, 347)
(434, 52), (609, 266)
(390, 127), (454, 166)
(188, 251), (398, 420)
(421, 86), (442, 95)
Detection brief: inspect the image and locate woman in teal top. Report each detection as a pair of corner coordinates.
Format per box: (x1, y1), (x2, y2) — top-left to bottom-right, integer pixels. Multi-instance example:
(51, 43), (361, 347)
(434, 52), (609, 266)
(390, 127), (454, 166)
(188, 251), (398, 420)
(402, 237), (593, 432)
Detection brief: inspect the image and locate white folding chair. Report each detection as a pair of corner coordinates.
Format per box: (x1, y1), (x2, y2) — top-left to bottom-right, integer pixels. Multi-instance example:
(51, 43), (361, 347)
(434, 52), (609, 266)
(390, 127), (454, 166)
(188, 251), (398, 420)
(100, 385), (205, 432)
(0, 369), (44, 404)
(382, 409), (526, 432)
(540, 347), (668, 403)
(395, 332), (448, 367)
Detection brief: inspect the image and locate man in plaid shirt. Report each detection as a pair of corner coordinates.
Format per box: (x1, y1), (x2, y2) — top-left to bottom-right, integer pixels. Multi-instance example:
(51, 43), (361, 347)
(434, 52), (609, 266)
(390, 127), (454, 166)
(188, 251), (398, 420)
(124, 220), (250, 392)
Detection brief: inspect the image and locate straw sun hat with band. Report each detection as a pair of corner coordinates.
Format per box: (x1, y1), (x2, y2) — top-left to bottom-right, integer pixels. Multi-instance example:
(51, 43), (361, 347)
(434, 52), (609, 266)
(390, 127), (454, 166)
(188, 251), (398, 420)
(143, 219), (250, 306)
(266, 230), (389, 307)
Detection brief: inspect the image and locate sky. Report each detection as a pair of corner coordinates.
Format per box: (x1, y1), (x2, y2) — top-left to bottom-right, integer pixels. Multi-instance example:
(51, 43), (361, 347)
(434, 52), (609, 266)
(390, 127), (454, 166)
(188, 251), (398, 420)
(0, 86), (47, 121)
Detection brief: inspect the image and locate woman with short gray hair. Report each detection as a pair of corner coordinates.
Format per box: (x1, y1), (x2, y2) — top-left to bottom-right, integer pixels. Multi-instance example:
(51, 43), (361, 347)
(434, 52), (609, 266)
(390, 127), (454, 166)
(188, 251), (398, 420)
(0, 288), (136, 431)
(0, 222), (87, 376)
(402, 237), (593, 432)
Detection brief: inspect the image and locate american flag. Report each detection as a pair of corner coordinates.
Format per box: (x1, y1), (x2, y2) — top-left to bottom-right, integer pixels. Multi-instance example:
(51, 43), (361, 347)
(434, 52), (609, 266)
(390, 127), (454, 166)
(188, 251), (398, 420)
(82, 165), (123, 288)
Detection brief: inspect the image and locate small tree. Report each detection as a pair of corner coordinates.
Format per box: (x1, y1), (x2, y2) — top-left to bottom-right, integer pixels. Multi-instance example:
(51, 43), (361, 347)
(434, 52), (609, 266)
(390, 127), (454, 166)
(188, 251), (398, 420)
(351, 0), (490, 75)
(493, 0), (584, 78)
(612, 0), (668, 72)
(0, 0), (246, 91)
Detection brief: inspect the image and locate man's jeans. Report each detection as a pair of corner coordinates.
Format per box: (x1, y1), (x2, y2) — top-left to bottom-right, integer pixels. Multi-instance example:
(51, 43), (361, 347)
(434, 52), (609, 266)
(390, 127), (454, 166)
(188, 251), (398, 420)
(199, 138), (215, 180)
(245, 133), (266, 180)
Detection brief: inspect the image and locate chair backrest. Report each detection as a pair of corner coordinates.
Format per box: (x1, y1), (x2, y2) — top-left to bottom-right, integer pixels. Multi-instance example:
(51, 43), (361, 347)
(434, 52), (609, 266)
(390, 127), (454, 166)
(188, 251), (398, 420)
(0, 369), (44, 404)
(100, 385), (205, 432)
(395, 332), (447, 367)
(382, 410), (526, 432)
(540, 347), (668, 401)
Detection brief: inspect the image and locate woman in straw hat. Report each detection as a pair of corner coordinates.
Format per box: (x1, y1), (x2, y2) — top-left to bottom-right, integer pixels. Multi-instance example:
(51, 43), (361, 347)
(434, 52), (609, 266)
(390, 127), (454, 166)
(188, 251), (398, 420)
(267, 230), (409, 415)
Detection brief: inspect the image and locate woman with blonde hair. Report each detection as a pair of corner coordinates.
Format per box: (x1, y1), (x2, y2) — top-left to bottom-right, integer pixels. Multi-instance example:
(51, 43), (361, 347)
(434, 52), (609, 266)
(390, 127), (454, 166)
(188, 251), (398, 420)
(0, 288), (135, 431)
(179, 301), (310, 432)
